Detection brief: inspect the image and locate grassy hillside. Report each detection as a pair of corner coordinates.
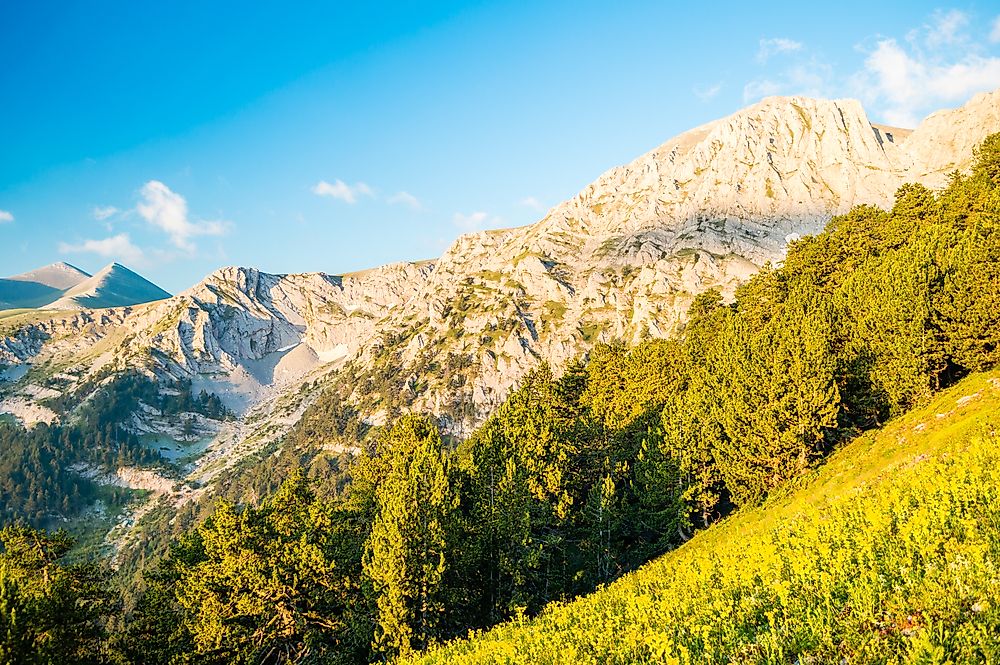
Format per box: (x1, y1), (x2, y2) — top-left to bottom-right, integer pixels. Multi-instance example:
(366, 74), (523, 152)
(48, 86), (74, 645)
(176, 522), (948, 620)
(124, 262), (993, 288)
(409, 370), (1000, 664)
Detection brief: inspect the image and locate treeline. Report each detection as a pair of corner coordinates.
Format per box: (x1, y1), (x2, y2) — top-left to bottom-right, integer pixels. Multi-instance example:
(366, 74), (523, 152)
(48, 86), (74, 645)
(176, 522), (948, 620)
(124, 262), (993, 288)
(0, 373), (230, 527)
(3, 134), (1000, 663)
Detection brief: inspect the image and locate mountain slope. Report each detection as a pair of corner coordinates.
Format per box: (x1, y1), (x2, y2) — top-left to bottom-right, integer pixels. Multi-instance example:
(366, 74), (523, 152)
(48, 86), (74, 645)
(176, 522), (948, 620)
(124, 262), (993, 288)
(44, 263), (171, 310)
(339, 90), (1000, 430)
(409, 371), (1000, 664)
(0, 90), (997, 540)
(0, 262), (90, 309)
(8, 262), (90, 290)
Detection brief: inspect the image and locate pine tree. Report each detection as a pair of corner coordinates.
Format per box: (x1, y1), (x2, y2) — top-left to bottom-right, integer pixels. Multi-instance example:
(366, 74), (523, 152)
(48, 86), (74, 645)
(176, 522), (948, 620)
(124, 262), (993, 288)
(364, 415), (458, 659)
(711, 293), (840, 504)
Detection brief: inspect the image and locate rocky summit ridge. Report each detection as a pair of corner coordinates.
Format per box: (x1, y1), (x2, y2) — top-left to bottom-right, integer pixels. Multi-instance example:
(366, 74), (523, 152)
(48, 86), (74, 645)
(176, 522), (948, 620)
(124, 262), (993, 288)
(367, 90), (1000, 426)
(45, 262), (172, 310)
(1, 89), (999, 518)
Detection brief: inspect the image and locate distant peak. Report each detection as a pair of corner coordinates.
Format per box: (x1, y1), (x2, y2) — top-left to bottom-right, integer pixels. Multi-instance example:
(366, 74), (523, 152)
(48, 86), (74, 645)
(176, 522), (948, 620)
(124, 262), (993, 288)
(98, 262), (134, 275)
(50, 261), (87, 272)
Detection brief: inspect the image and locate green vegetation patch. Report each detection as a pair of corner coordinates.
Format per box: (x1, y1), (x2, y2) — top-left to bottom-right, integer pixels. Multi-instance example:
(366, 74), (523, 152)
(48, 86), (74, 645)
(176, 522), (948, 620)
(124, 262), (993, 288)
(411, 372), (1000, 664)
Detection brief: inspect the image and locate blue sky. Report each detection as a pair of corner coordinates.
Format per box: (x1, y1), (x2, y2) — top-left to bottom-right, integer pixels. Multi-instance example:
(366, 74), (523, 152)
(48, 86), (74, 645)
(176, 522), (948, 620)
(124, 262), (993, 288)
(2, 1), (1000, 292)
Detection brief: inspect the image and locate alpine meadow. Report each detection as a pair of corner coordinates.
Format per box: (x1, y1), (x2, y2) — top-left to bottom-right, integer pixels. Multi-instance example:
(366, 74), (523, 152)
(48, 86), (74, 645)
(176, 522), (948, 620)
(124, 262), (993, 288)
(2, 3), (1000, 664)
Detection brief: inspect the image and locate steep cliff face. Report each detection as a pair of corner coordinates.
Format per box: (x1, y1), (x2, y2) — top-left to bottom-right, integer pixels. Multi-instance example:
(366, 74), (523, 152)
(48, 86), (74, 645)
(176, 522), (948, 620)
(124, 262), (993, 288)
(353, 90), (1000, 429)
(123, 262), (436, 409)
(2, 90), (999, 484)
(0, 261), (434, 417)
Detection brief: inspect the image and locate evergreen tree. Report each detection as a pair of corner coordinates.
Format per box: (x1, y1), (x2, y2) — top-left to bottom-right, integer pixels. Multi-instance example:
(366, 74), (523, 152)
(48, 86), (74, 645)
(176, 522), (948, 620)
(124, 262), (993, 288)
(711, 293), (840, 504)
(0, 526), (116, 665)
(363, 415), (458, 659)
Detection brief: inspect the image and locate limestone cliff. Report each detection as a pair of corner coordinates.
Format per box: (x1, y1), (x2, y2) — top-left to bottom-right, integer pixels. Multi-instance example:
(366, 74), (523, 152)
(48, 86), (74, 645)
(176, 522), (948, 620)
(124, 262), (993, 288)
(1, 89), (999, 505)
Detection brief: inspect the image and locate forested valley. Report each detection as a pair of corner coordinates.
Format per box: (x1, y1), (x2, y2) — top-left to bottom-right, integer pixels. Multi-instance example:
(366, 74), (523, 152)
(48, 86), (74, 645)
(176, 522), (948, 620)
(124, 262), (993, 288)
(2, 135), (1000, 664)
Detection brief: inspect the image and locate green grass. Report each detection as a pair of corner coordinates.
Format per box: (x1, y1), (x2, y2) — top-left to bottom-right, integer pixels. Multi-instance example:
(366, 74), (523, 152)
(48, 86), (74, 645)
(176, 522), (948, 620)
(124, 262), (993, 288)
(578, 321), (606, 343)
(541, 301), (567, 324)
(409, 371), (1000, 664)
(0, 308), (63, 335)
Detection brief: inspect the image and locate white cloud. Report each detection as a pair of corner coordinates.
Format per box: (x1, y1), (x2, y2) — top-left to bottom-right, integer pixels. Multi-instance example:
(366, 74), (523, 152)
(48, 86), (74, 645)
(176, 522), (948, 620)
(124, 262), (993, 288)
(853, 37), (1000, 126)
(453, 211), (502, 233)
(756, 37), (802, 63)
(312, 179), (374, 204)
(694, 82), (723, 101)
(740, 11), (1000, 125)
(743, 59), (833, 103)
(58, 233), (145, 265)
(923, 9), (968, 49)
(0, 210), (12, 224)
(519, 196), (545, 211)
(388, 191), (423, 210)
(136, 180), (228, 252)
(92, 205), (119, 221)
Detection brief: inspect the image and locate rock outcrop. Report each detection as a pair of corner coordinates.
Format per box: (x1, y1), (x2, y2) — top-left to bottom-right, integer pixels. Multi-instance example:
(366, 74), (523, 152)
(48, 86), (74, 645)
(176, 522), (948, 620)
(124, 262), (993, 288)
(2, 88), (999, 477)
(360, 90), (1000, 429)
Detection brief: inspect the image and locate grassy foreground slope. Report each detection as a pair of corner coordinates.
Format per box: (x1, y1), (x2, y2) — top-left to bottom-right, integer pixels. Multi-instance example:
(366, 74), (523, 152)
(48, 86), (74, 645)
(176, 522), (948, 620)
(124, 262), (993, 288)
(410, 371), (1000, 664)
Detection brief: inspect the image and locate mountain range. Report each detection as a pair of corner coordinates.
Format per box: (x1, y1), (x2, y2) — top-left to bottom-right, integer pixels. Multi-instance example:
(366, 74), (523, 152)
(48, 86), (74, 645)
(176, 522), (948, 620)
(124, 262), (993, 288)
(0, 261), (170, 311)
(1, 88), (999, 547)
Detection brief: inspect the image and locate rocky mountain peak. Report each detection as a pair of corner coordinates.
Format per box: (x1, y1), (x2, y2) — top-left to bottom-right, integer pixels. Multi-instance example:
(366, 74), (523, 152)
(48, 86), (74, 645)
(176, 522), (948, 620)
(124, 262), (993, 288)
(46, 262), (170, 310)
(2, 88), (998, 480)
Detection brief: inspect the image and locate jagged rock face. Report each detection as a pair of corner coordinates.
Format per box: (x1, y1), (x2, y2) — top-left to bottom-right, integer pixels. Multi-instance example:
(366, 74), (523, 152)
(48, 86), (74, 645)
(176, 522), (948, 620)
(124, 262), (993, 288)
(0, 262), (434, 413)
(3, 90), (999, 438)
(362, 91), (1000, 430)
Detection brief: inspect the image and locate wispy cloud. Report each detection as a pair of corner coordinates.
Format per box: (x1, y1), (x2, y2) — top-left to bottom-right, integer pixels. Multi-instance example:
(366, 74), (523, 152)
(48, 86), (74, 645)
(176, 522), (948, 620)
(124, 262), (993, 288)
(518, 196), (545, 212)
(92, 205), (119, 221)
(453, 211), (504, 233)
(851, 10), (1000, 126)
(388, 191), (423, 210)
(739, 10), (1000, 125)
(312, 179), (374, 204)
(0, 210), (12, 224)
(922, 9), (969, 49)
(136, 180), (229, 252)
(58, 233), (145, 265)
(756, 37), (802, 64)
(743, 58), (833, 103)
(694, 82), (723, 101)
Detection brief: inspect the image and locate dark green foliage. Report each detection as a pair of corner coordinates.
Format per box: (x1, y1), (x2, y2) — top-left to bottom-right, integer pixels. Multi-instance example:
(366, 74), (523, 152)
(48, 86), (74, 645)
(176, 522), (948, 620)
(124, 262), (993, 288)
(0, 526), (117, 664)
(0, 373), (229, 529)
(362, 416), (458, 659)
(113, 132), (1000, 662)
(462, 350), (687, 626)
(120, 471), (371, 664)
(0, 419), (149, 528)
(3, 133), (1000, 663)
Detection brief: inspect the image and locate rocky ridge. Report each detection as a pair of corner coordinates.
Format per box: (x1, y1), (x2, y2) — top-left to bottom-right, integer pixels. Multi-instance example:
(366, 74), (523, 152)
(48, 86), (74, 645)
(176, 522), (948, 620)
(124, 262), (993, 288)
(46, 262), (171, 310)
(364, 90), (1000, 427)
(1, 90), (999, 519)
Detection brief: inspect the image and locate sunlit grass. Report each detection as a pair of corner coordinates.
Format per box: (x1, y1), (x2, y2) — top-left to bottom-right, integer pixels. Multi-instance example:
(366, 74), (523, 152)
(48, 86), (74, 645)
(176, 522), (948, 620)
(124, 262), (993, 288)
(409, 371), (1000, 664)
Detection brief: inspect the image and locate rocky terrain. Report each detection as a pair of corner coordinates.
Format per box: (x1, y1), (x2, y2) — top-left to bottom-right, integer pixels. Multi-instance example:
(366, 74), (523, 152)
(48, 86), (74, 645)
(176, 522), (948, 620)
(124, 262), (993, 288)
(368, 90), (1000, 427)
(1, 89), (998, 542)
